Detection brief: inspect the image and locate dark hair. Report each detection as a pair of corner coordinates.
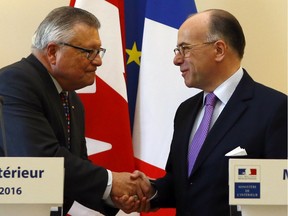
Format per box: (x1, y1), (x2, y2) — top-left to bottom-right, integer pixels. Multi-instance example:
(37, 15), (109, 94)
(208, 9), (246, 59)
(32, 6), (101, 50)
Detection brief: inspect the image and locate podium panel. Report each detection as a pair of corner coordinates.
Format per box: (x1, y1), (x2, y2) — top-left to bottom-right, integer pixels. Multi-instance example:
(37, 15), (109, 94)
(0, 157), (64, 216)
(229, 159), (288, 216)
(241, 205), (287, 216)
(0, 204), (58, 216)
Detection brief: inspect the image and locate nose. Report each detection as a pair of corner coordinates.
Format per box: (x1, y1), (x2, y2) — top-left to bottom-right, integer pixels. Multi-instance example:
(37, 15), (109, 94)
(90, 55), (102, 66)
(173, 53), (184, 66)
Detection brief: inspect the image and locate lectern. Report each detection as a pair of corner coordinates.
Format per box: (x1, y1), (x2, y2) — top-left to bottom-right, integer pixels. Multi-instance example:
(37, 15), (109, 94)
(0, 157), (64, 216)
(229, 159), (288, 216)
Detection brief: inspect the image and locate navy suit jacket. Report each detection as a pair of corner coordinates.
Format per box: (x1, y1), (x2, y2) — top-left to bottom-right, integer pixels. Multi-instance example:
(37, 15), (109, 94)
(151, 70), (287, 216)
(0, 54), (118, 215)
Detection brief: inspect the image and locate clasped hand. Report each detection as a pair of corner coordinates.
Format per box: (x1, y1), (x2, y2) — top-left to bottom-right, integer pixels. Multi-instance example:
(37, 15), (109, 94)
(110, 170), (155, 213)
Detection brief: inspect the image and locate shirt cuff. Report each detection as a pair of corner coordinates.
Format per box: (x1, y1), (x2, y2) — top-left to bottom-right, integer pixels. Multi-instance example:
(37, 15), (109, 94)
(148, 189), (158, 201)
(102, 169), (112, 200)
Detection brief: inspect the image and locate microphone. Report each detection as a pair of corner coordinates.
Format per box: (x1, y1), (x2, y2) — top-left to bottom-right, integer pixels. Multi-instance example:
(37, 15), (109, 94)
(0, 96), (8, 156)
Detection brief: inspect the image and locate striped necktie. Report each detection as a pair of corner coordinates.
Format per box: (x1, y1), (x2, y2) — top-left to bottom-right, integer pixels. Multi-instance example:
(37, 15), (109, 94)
(60, 91), (71, 148)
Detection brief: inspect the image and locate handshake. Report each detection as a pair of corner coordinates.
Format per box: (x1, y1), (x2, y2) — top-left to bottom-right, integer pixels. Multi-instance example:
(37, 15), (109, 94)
(110, 170), (157, 213)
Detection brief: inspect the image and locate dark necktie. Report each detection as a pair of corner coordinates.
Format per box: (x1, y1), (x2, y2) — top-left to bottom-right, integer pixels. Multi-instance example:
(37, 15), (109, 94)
(60, 91), (71, 147)
(188, 92), (217, 176)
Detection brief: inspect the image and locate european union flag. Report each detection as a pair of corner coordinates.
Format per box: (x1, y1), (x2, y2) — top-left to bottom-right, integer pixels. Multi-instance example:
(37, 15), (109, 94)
(124, 0), (147, 129)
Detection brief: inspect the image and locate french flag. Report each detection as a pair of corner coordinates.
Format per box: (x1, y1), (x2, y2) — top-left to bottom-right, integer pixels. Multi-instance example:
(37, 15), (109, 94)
(133, 0), (199, 171)
(131, 0), (199, 215)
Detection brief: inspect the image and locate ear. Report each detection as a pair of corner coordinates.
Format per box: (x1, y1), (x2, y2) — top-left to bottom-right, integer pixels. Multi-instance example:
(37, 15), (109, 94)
(214, 40), (226, 62)
(46, 42), (59, 65)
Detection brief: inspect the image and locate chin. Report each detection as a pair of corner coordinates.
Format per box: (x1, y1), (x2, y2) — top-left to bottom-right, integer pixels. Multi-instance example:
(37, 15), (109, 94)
(184, 80), (193, 88)
(85, 77), (96, 86)
(74, 81), (94, 91)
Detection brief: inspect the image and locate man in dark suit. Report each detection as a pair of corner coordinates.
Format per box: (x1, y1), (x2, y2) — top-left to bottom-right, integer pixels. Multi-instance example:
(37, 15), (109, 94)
(134, 9), (287, 216)
(0, 6), (150, 215)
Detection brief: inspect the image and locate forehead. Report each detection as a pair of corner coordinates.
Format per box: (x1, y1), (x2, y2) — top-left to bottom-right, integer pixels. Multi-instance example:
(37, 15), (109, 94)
(177, 12), (210, 44)
(71, 23), (101, 46)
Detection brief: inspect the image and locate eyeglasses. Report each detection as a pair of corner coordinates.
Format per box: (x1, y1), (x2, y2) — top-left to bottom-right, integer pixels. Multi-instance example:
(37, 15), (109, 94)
(174, 41), (217, 58)
(58, 42), (106, 60)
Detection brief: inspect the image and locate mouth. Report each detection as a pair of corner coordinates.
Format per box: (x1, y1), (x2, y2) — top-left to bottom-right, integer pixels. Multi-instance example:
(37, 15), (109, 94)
(181, 69), (188, 77)
(87, 69), (96, 74)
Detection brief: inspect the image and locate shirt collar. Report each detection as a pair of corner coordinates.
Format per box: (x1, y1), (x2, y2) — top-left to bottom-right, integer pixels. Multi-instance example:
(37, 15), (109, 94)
(49, 74), (63, 94)
(204, 67), (244, 105)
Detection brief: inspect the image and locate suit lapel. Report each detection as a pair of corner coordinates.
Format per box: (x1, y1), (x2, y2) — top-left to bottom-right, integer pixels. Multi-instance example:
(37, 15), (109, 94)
(174, 93), (203, 181)
(190, 71), (255, 176)
(26, 55), (69, 146)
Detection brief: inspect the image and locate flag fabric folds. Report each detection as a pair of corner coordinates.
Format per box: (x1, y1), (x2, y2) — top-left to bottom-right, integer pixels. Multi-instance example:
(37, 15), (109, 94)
(129, 0), (199, 172)
(127, 1), (199, 215)
(69, 0), (136, 215)
(69, 0), (199, 215)
(72, 0), (134, 173)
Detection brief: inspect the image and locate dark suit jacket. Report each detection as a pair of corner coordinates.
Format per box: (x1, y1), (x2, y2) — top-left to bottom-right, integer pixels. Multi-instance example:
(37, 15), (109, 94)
(151, 70), (287, 216)
(0, 54), (118, 215)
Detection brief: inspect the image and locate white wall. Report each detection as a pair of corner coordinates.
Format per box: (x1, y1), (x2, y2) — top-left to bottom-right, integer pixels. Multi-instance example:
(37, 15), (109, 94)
(0, 0), (287, 94)
(195, 0), (287, 93)
(0, 0), (69, 66)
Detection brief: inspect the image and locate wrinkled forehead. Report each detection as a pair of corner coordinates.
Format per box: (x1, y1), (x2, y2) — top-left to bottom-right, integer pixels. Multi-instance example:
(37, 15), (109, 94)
(70, 23), (101, 45)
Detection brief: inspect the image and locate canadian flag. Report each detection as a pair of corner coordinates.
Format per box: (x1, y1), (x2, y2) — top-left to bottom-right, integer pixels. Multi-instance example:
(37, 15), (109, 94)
(68, 0), (136, 215)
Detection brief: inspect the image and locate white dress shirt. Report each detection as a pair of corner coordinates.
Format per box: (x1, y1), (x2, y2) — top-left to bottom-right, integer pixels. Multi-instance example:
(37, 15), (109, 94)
(189, 67), (244, 143)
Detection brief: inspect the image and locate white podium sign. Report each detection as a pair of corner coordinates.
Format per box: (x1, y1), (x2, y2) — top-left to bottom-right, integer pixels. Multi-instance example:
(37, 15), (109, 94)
(229, 159), (288, 216)
(0, 157), (64, 216)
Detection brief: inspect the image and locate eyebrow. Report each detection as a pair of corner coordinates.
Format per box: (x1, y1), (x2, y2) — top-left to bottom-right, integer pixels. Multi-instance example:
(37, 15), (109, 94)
(177, 42), (191, 47)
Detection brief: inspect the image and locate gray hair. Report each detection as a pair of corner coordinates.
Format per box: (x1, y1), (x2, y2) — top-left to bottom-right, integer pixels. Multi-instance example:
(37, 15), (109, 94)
(32, 6), (101, 50)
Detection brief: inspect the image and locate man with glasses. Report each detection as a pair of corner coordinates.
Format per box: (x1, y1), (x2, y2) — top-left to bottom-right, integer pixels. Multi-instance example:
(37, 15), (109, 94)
(133, 9), (287, 216)
(0, 6), (151, 215)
